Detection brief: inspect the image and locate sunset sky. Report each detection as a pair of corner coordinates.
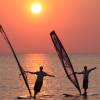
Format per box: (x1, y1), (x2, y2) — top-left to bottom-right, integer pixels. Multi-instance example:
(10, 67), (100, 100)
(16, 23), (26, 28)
(0, 0), (100, 54)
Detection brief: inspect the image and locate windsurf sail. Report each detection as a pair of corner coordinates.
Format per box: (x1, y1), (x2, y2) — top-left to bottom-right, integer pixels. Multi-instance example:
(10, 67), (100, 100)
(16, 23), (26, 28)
(50, 30), (81, 95)
(0, 25), (32, 97)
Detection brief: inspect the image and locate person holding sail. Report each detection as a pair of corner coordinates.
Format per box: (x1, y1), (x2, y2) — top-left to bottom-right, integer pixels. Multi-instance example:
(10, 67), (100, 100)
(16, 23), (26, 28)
(25, 66), (55, 99)
(75, 66), (96, 96)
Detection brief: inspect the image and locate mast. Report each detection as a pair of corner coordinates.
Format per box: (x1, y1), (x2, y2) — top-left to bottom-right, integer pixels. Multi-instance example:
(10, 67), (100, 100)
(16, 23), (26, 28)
(0, 25), (32, 97)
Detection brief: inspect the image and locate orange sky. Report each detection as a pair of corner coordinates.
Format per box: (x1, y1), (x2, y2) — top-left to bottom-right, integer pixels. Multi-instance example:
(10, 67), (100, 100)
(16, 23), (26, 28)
(0, 0), (100, 54)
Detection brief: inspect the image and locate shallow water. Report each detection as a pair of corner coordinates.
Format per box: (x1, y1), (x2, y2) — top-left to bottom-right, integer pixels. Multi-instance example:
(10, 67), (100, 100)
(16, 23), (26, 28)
(0, 53), (100, 100)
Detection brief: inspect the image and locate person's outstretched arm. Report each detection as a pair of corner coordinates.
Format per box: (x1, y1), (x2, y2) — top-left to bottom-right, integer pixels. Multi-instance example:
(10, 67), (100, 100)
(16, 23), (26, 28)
(25, 71), (36, 74)
(75, 71), (83, 74)
(46, 74), (55, 77)
(19, 71), (36, 77)
(89, 67), (96, 72)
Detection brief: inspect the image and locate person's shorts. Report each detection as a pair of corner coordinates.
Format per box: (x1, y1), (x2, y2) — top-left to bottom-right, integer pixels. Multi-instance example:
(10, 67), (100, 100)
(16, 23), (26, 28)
(34, 81), (43, 92)
(83, 79), (88, 89)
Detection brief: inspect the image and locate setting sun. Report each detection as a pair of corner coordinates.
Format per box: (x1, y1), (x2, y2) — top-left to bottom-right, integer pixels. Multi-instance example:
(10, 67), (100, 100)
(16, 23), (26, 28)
(31, 3), (42, 14)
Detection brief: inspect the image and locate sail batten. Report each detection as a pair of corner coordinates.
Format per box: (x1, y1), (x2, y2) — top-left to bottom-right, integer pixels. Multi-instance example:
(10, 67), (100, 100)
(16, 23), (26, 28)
(50, 31), (81, 95)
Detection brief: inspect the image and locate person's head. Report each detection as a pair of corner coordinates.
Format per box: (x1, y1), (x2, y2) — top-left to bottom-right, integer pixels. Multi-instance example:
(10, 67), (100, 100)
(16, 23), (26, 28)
(40, 66), (43, 71)
(84, 66), (87, 70)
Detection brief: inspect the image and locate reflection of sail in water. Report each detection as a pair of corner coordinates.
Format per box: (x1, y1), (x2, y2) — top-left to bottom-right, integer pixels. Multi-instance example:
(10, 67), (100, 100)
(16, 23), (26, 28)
(0, 25), (32, 97)
(50, 31), (81, 95)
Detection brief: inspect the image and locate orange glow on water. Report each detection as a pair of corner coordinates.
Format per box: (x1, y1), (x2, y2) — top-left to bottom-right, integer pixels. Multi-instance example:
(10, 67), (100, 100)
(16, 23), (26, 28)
(22, 54), (49, 72)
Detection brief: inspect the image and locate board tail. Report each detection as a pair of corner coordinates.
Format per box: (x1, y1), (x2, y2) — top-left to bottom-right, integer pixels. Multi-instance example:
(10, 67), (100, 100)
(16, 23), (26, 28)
(50, 30), (81, 95)
(0, 25), (32, 97)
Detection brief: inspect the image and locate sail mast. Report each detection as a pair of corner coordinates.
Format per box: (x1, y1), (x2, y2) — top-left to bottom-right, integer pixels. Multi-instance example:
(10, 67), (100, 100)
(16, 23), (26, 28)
(0, 25), (32, 97)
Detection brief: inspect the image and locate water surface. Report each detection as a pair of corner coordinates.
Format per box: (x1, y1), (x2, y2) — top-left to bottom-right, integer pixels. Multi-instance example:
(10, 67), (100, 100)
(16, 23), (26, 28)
(0, 54), (100, 100)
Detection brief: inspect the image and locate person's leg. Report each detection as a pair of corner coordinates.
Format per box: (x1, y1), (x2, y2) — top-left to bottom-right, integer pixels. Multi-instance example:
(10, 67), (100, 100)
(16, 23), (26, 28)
(83, 80), (86, 95)
(33, 91), (36, 99)
(84, 88), (87, 95)
(33, 90), (38, 99)
(33, 81), (43, 99)
(83, 80), (88, 96)
(85, 80), (88, 95)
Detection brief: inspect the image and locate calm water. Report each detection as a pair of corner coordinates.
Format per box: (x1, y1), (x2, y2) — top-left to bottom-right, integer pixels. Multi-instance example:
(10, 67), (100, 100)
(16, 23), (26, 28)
(0, 53), (100, 100)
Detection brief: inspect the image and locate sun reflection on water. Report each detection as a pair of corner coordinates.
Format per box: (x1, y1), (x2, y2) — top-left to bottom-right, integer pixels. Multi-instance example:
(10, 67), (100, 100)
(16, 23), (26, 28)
(22, 54), (49, 71)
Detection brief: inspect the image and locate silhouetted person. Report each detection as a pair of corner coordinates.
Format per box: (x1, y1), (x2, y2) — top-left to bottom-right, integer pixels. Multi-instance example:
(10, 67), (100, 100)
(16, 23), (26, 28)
(25, 66), (55, 99)
(75, 66), (96, 96)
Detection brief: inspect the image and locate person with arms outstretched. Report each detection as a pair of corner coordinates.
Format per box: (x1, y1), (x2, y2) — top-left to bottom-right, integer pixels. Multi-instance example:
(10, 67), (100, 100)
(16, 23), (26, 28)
(75, 66), (96, 96)
(25, 66), (55, 99)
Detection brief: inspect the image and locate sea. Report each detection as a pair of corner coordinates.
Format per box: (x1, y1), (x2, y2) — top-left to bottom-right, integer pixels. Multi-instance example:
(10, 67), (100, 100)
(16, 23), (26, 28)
(0, 53), (100, 100)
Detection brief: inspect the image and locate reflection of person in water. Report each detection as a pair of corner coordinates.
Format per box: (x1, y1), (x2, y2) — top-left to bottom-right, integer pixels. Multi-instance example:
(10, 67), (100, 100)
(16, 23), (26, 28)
(25, 66), (55, 99)
(75, 66), (96, 96)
